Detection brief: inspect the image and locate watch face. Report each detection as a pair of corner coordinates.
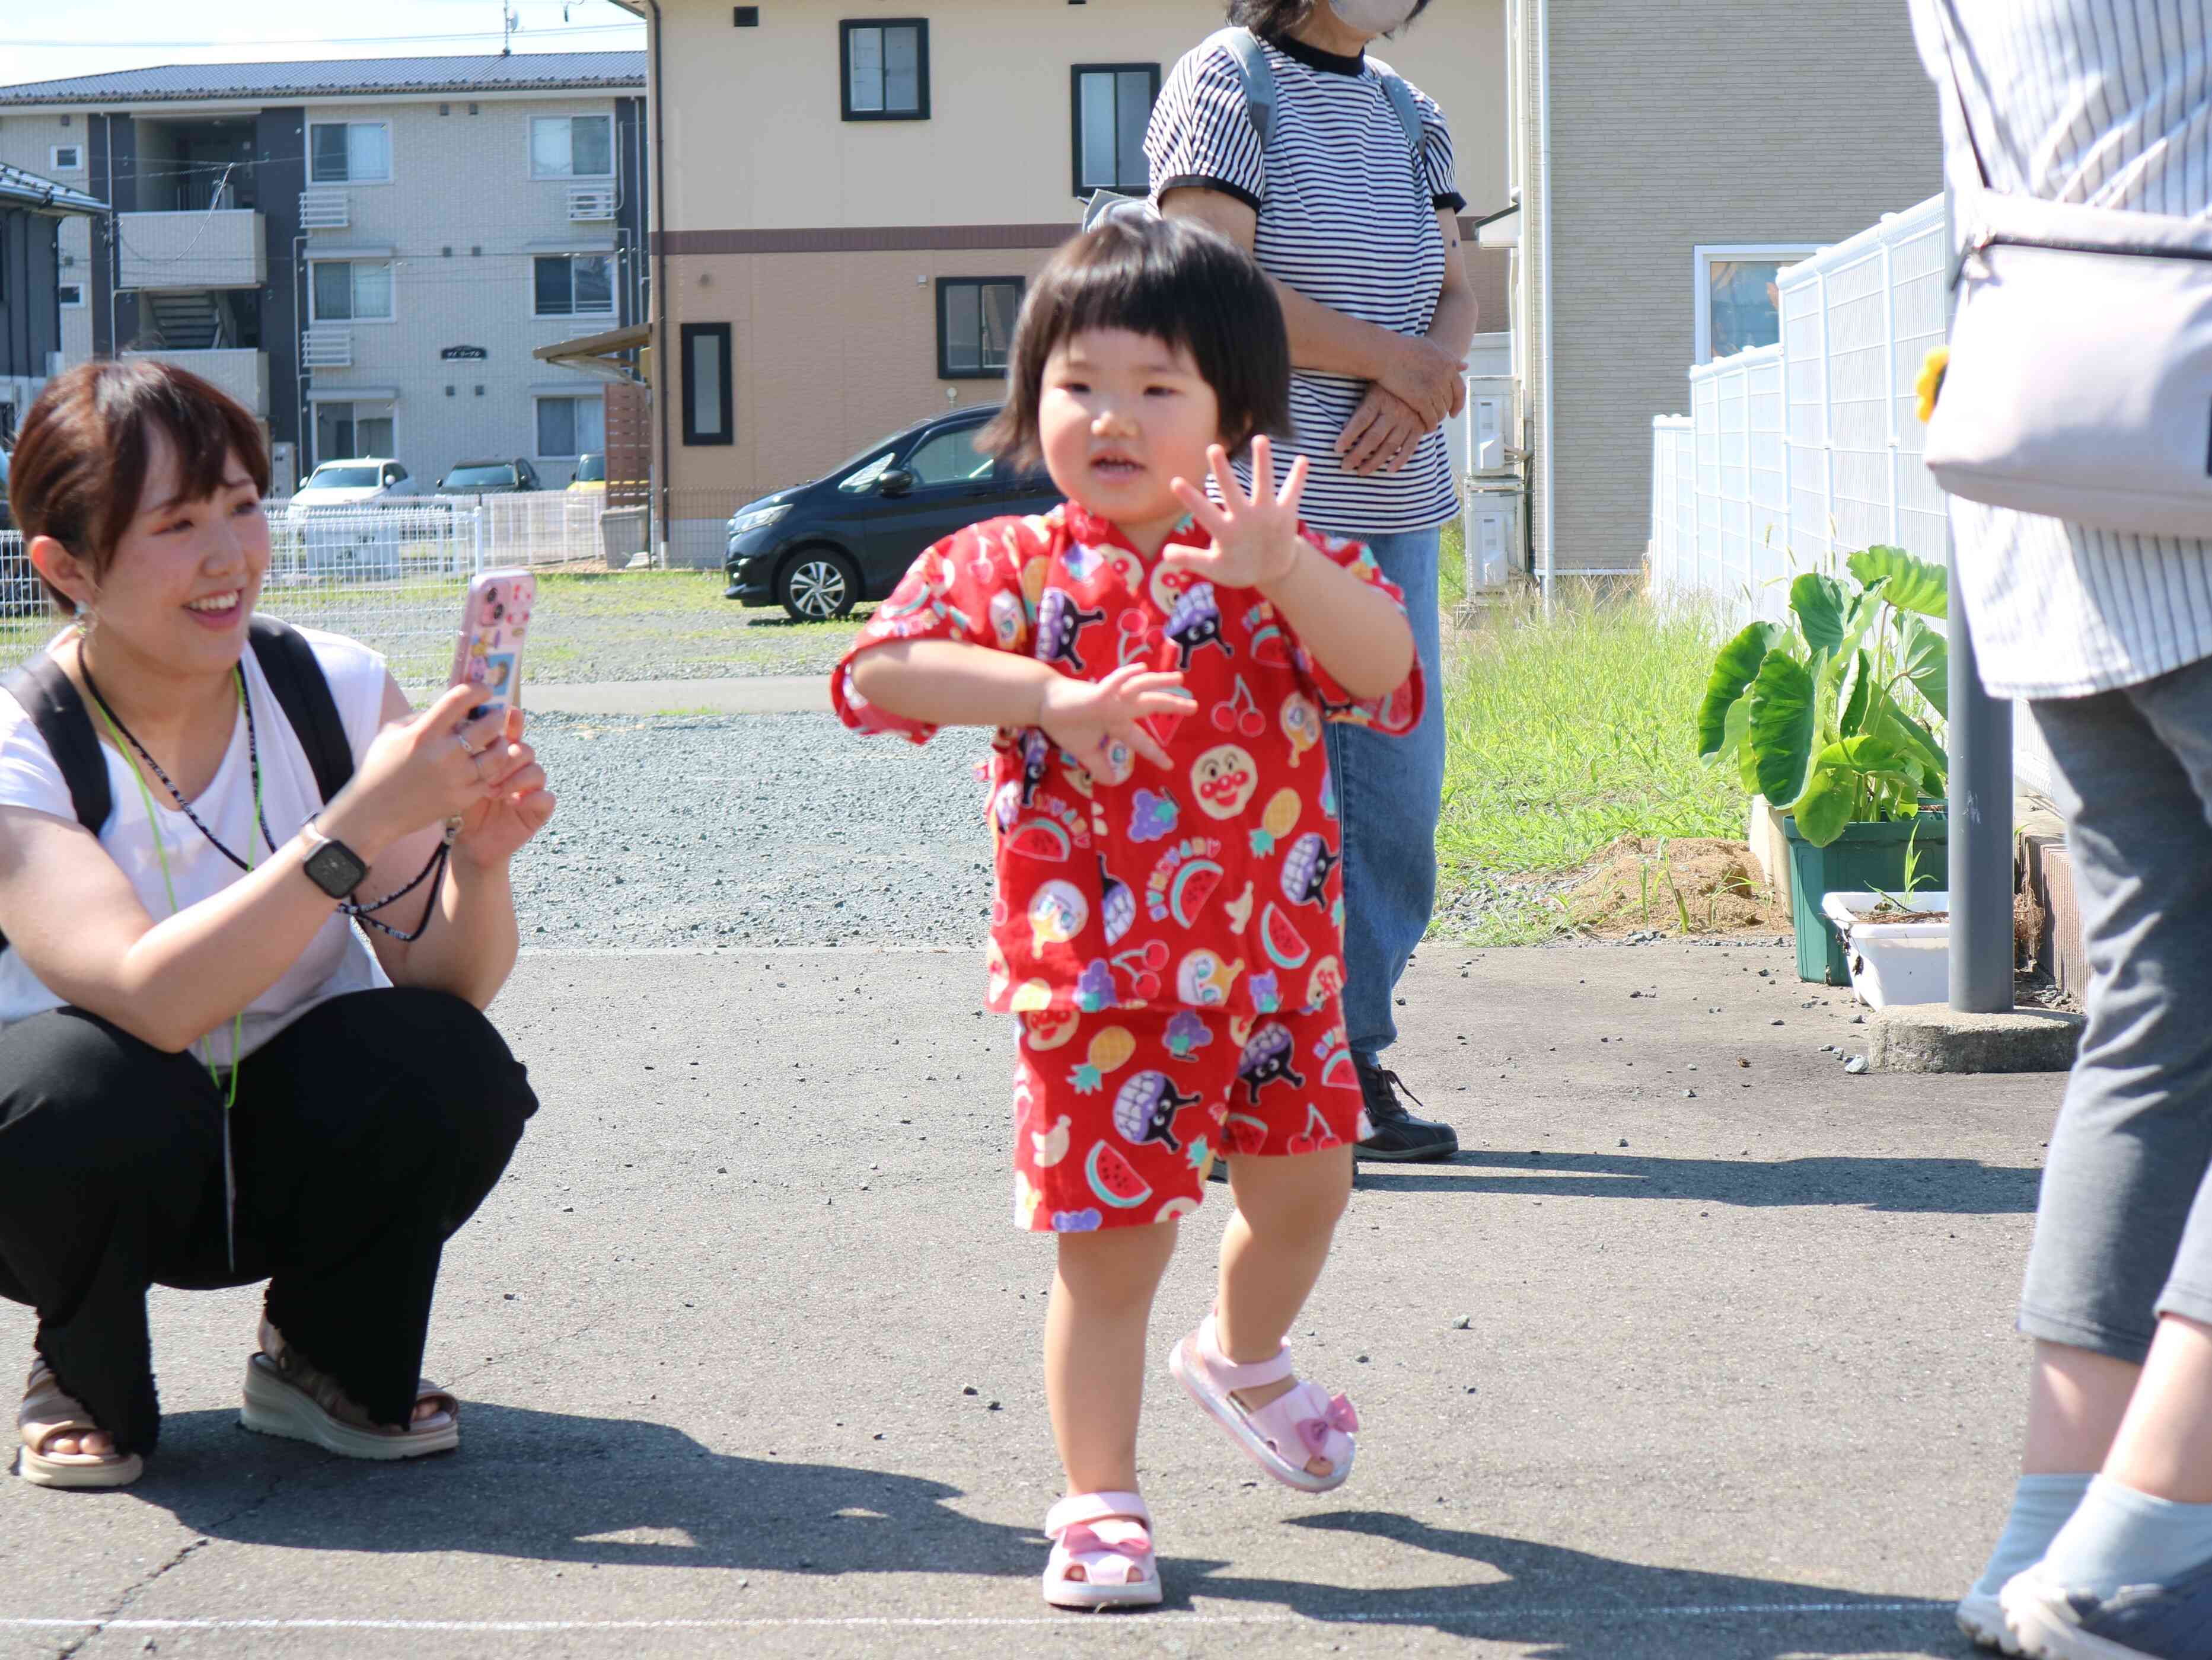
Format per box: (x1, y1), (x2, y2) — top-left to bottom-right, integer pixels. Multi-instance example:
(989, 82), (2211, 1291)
(305, 839), (368, 899)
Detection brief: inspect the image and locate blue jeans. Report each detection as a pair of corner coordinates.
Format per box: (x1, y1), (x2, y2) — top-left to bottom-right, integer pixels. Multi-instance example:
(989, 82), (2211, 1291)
(1324, 525), (1445, 1061)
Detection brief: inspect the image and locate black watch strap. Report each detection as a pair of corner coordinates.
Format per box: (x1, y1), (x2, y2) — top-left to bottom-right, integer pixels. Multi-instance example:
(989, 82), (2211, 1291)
(301, 822), (369, 899)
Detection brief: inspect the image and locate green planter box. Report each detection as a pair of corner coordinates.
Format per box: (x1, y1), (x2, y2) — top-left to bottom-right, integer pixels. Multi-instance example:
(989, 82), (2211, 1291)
(1782, 811), (1950, 985)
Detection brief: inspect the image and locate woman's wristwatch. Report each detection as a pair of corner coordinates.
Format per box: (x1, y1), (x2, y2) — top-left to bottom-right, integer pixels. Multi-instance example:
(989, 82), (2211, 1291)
(299, 819), (369, 899)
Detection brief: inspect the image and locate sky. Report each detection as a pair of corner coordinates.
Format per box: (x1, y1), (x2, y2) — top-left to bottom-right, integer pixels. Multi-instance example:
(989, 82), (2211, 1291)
(0, 0), (646, 87)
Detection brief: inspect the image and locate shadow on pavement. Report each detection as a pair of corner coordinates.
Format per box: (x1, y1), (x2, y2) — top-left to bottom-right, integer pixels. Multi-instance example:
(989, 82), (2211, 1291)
(1356, 1151), (2038, 1215)
(1181, 1511), (1961, 1656)
(130, 1404), (1038, 1578)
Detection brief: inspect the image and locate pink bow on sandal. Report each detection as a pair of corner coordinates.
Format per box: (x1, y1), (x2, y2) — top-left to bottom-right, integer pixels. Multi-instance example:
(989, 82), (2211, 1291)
(1042, 1490), (1161, 1610)
(1297, 1393), (1360, 1458)
(1168, 1314), (1359, 1494)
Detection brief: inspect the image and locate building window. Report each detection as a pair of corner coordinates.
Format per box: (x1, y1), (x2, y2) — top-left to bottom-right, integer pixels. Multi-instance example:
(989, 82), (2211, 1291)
(315, 401), (395, 462)
(49, 144), (82, 172)
(681, 323), (732, 446)
(308, 121), (392, 184)
(536, 394), (607, 459)
(531, 114), (614, 178)
(533, 253), (616, 318)
(1072, 65), (1159, 196)
(309, 259), (394, 322)
(1693, 243), (1821, 365)
(936, 277), (1022, 379)
(841, 20), (929, 120)
(56, 283), (85, 308)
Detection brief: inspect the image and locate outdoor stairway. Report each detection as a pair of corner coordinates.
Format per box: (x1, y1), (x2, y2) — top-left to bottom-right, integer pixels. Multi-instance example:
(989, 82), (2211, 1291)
(143, 290), (225, 350)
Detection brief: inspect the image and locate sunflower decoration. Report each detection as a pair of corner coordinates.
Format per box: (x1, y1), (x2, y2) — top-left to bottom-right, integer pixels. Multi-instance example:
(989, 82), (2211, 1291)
(1915, 346), (1949, 424)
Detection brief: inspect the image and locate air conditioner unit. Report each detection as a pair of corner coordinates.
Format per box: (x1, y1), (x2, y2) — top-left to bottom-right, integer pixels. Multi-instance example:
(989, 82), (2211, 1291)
(1464, 375), (1519, 477)
(1463, 483), (1522, 592)
(298, 191), (349, 230)
(568, 187), (617, 221)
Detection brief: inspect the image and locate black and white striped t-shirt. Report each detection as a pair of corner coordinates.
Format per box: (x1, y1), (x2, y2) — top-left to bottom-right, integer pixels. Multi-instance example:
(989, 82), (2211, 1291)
(1146, 31), (1465, 538)
(1912, 0), (2212, 699)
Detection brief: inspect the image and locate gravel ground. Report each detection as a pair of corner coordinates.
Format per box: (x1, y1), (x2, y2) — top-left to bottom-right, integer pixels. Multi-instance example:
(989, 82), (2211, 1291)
(512, 711), (995, 949)
(526, 607), (866, 685)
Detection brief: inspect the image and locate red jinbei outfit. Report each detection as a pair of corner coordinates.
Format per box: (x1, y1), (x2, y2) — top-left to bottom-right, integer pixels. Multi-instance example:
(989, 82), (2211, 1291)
(833, 502), (1422, 1232)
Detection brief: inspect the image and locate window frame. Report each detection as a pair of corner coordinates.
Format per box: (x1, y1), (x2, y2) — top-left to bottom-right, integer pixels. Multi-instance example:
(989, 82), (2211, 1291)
(306, 119), (393, 186)
(56, 282), (86, 309)
(680, 322), (734, 446)
(934, 276), (1024, 381)
(1691, 242), (1821, 366)
(533, 391), (607, 461)
(900, 416), (999, 489)
(311, 400), (399, 468)
(1069, 62), (1161, 199)
(839, 18), (930, 122)
(531, 251), (618, 320)
(528, 113), (617, 180)
(307, 257), (397, 324)
(49, 143), (83, 173)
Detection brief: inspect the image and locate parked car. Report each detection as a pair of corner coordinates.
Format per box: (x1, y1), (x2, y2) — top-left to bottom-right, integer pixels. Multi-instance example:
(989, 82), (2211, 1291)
(725, 405), (1059, 621)
(285, 457), (418, 522)
(568, 454), (607, 493)
(436, 458), (544, 496)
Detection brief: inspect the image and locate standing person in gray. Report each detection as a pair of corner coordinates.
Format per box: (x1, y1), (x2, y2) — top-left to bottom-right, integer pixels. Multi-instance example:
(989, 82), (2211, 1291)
(1912, 5), (2212, 1658)
(1145, 0), (1477, 1163)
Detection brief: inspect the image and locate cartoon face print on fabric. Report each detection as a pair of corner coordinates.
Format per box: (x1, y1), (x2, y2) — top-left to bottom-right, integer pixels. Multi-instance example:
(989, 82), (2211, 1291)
(1236, 1021), (1309, 1104)
(1114, 1068), (1204, 1153)
(1035, 587), (1107, 672)
(1191, 743), (1259, 821)
(1165, 580), (1230, 670)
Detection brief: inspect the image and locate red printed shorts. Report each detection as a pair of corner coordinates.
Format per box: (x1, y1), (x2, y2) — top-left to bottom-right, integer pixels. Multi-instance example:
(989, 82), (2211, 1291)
(1011, 1000), (1370, 1233)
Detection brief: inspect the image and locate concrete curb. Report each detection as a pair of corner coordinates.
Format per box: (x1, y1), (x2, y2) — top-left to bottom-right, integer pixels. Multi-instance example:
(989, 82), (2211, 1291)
(1869, 1003), (2085, 1074)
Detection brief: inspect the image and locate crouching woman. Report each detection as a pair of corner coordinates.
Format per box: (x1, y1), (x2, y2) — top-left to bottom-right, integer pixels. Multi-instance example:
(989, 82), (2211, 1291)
(0, 360), (554, 1489)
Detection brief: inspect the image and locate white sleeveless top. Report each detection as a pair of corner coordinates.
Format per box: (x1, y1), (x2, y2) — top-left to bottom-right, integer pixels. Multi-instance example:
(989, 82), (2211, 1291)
(0, 627), (393, 1064)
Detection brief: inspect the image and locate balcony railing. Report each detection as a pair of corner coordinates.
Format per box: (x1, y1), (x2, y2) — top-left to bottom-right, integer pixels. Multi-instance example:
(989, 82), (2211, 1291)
(298, 191), (349, 231)
(117, 209), (266, 290)
(121, 347), (269, 416)
(301, 329), (353, 369)
(567, 186), (617, 221)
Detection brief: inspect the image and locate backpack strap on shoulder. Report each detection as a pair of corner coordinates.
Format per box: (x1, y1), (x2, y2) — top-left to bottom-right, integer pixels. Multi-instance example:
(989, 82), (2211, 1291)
(1, 653), (111, 835)
(1208, 25), (1277, 150)
(1375, 70), (1424, 157)
(247, 617), (356, 807)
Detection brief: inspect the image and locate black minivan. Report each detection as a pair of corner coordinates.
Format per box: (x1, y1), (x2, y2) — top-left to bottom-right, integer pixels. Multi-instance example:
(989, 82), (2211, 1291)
(725, 404), (1060, 621)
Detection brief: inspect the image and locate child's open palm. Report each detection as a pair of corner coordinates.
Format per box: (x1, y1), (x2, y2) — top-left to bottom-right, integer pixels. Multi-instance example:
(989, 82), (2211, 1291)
(1038, 663), (1193, 774)
(1164, 438), (1311, 590)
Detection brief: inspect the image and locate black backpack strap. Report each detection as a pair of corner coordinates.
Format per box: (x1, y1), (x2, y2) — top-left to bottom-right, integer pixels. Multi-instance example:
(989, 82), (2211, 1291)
(2, 653), (112, 835)
(248, 617), (356, 807)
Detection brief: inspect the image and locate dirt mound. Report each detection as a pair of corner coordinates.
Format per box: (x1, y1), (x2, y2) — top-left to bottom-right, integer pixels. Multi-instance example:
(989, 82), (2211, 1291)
(1560, 836), (1787, 938)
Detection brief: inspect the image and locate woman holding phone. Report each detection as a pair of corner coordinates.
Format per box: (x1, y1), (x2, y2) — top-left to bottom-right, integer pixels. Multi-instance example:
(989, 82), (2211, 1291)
(0, 360), (554, 1489)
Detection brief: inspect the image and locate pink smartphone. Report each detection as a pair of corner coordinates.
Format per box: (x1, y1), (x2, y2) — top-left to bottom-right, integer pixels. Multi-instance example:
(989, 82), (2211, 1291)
(448, 569), (536, 718)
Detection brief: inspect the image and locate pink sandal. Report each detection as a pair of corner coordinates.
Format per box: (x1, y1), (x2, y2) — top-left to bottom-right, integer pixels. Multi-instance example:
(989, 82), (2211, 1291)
(1168, 1314), (1358, 1494)
(1042, 1490), (1161, 1610)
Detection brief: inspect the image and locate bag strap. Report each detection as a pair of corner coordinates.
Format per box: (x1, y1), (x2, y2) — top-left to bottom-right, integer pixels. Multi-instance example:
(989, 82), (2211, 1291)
(1375, 69), (1424, 157)
(1929, 0), (1998, 193)
(247, 617), (355, 806)
(1, 653), (111, 835)
(1210, 27), (1279, 150)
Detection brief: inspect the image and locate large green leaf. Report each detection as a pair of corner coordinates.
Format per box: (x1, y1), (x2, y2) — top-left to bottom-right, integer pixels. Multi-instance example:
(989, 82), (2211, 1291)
(1840, 650), (1873, 739)
(1872, 694), (1949, 794)
(1749, 649), (1821, 809)
(1790, 573), (1852, 655)
(1793, 734), (1915, 847)
(1897, 612), (1950, 719)
(1847, 545), (1949, 617)
(1695, 621), (1784, 758)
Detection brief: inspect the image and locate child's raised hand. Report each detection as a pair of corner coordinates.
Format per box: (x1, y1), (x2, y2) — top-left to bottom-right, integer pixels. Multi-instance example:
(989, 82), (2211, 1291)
(1164, 438), (1312, 592)
(1037, 663), (1193, 773)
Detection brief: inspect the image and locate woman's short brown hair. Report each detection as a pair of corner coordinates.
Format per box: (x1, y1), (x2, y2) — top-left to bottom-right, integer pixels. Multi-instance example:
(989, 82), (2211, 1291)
(978, 215), (1292, 472)
(7, 359), (270, 609)
(1226, 0), (1433, 41)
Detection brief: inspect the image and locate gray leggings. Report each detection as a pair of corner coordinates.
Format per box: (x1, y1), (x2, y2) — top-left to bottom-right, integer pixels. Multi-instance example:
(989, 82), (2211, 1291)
(2021, 655), (2212, 1365)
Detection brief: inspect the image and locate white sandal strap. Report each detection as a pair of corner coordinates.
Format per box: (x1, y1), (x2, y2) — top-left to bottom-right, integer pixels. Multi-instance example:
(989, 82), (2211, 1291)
(1045, 1489), (1150, 1538)
(1194, 1314), (1295, 1389)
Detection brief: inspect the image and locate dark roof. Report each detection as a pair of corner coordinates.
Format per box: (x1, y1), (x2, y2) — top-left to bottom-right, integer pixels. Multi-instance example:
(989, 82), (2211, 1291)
(0, 51), (645, 108)
(0, 161), (107, 215)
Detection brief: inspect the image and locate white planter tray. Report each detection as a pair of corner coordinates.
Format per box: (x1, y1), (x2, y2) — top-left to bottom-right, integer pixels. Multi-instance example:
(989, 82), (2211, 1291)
(1821, 890), (1952, 1010)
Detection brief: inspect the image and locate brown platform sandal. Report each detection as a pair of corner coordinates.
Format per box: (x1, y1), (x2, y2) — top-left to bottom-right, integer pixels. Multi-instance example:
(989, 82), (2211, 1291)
(239, 1319), (460, 1460)
(17, 1357), (143, 1489)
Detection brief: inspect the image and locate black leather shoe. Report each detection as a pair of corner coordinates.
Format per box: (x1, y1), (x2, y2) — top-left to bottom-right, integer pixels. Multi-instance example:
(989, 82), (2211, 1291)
(1353, 1055), (1459, 1161)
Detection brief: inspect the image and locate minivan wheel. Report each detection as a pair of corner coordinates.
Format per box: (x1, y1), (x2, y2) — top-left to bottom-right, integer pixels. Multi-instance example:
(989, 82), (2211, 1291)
(778, 548), (860, 622)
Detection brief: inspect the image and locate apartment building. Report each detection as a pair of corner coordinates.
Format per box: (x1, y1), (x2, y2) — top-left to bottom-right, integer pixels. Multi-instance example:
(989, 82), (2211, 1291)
(0, 53), (648, 492)
(0, 162), (107, 442)
(613, 0), (1510, 566)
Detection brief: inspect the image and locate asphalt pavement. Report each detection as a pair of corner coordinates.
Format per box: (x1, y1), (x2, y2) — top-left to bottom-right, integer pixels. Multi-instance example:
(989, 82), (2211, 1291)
(0, 941), (2060, 1659)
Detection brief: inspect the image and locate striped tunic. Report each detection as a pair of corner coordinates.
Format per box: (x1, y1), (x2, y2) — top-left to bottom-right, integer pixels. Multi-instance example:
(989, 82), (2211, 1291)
(1912, 0), (2212, 698)
(1145, 30), (1465, 539)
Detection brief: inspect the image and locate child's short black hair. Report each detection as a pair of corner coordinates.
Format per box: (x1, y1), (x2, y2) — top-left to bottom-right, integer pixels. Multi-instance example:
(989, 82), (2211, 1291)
(978, 214), (1291, 470)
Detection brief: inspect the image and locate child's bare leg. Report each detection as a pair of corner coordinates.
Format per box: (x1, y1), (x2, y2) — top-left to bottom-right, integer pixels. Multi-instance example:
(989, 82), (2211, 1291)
(1217, 1145), (1354, 1479)
(1045, 1220), (1179, 1558)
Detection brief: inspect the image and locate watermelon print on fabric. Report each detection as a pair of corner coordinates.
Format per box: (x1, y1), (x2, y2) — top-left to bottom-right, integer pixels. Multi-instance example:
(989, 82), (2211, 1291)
(1012, 1000), (1369, 1232)
(831, 502), (1422, 1023)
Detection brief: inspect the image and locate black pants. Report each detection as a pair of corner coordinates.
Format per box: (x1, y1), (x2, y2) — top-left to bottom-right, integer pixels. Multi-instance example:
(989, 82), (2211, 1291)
(0, 987), (536, 1457)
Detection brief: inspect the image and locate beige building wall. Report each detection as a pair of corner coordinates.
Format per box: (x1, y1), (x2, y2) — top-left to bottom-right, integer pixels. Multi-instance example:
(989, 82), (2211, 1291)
(648, 0), (1510, 519)
(1540, 0), (1939, 571)
(0, 111), (98, 365)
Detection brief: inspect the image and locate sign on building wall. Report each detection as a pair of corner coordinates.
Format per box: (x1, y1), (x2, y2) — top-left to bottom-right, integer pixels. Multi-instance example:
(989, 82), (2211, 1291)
(440, 345), (488, 360)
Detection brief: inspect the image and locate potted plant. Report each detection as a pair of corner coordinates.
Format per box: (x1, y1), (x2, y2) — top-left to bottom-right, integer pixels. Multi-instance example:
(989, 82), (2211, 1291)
(1695, 546), (1952, 984)
(1820, 822), (1949, 1007)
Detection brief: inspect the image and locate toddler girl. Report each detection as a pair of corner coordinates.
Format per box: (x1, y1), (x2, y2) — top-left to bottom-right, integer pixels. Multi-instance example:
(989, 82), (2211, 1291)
(833, 215), (1422, 1609)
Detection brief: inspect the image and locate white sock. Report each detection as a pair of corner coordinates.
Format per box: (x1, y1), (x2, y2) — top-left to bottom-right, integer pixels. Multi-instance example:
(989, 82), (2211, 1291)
(2033, 1474), (2212, 1598)
(1972, 1473), (2092, 1598)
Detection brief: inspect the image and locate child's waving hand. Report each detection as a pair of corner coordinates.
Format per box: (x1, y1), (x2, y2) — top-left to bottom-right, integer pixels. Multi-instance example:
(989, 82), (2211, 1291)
(1163, 438), (1312, 592)
(1038, 663), (1193, 772)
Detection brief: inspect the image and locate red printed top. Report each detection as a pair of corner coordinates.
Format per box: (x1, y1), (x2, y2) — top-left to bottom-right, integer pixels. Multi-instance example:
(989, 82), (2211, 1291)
(831, 502), (1423, 1019)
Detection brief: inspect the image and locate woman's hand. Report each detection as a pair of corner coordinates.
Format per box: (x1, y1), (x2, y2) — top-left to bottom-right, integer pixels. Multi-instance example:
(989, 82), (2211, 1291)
(449, 707), (557, 870)
(1336, 386), (1430, 476)
(1165, 439), (1312, 591)
(320, 683), (513, 860)
(1037, 663), (1193, 772)
(1378, 333), (1466, 429)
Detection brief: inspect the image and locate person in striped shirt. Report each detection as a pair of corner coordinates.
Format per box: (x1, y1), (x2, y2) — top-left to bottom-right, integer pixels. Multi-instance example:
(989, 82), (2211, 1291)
(1147, 0), (1477, 1165)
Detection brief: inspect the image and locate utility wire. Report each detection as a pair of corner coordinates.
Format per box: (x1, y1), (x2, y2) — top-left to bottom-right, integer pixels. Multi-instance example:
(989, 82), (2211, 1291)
(1, 21), (639, 50)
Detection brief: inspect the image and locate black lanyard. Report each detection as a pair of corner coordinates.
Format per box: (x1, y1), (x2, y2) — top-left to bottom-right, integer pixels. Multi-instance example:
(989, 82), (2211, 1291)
(82, 662), (277, 870)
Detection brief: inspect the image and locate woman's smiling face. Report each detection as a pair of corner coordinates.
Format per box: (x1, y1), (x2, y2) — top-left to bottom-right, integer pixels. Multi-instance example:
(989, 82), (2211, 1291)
(83, 432), (270, 672)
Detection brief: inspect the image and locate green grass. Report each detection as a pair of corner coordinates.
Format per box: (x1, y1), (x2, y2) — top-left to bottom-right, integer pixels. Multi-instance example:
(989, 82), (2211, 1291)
(1434, 584), (1748, 943)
